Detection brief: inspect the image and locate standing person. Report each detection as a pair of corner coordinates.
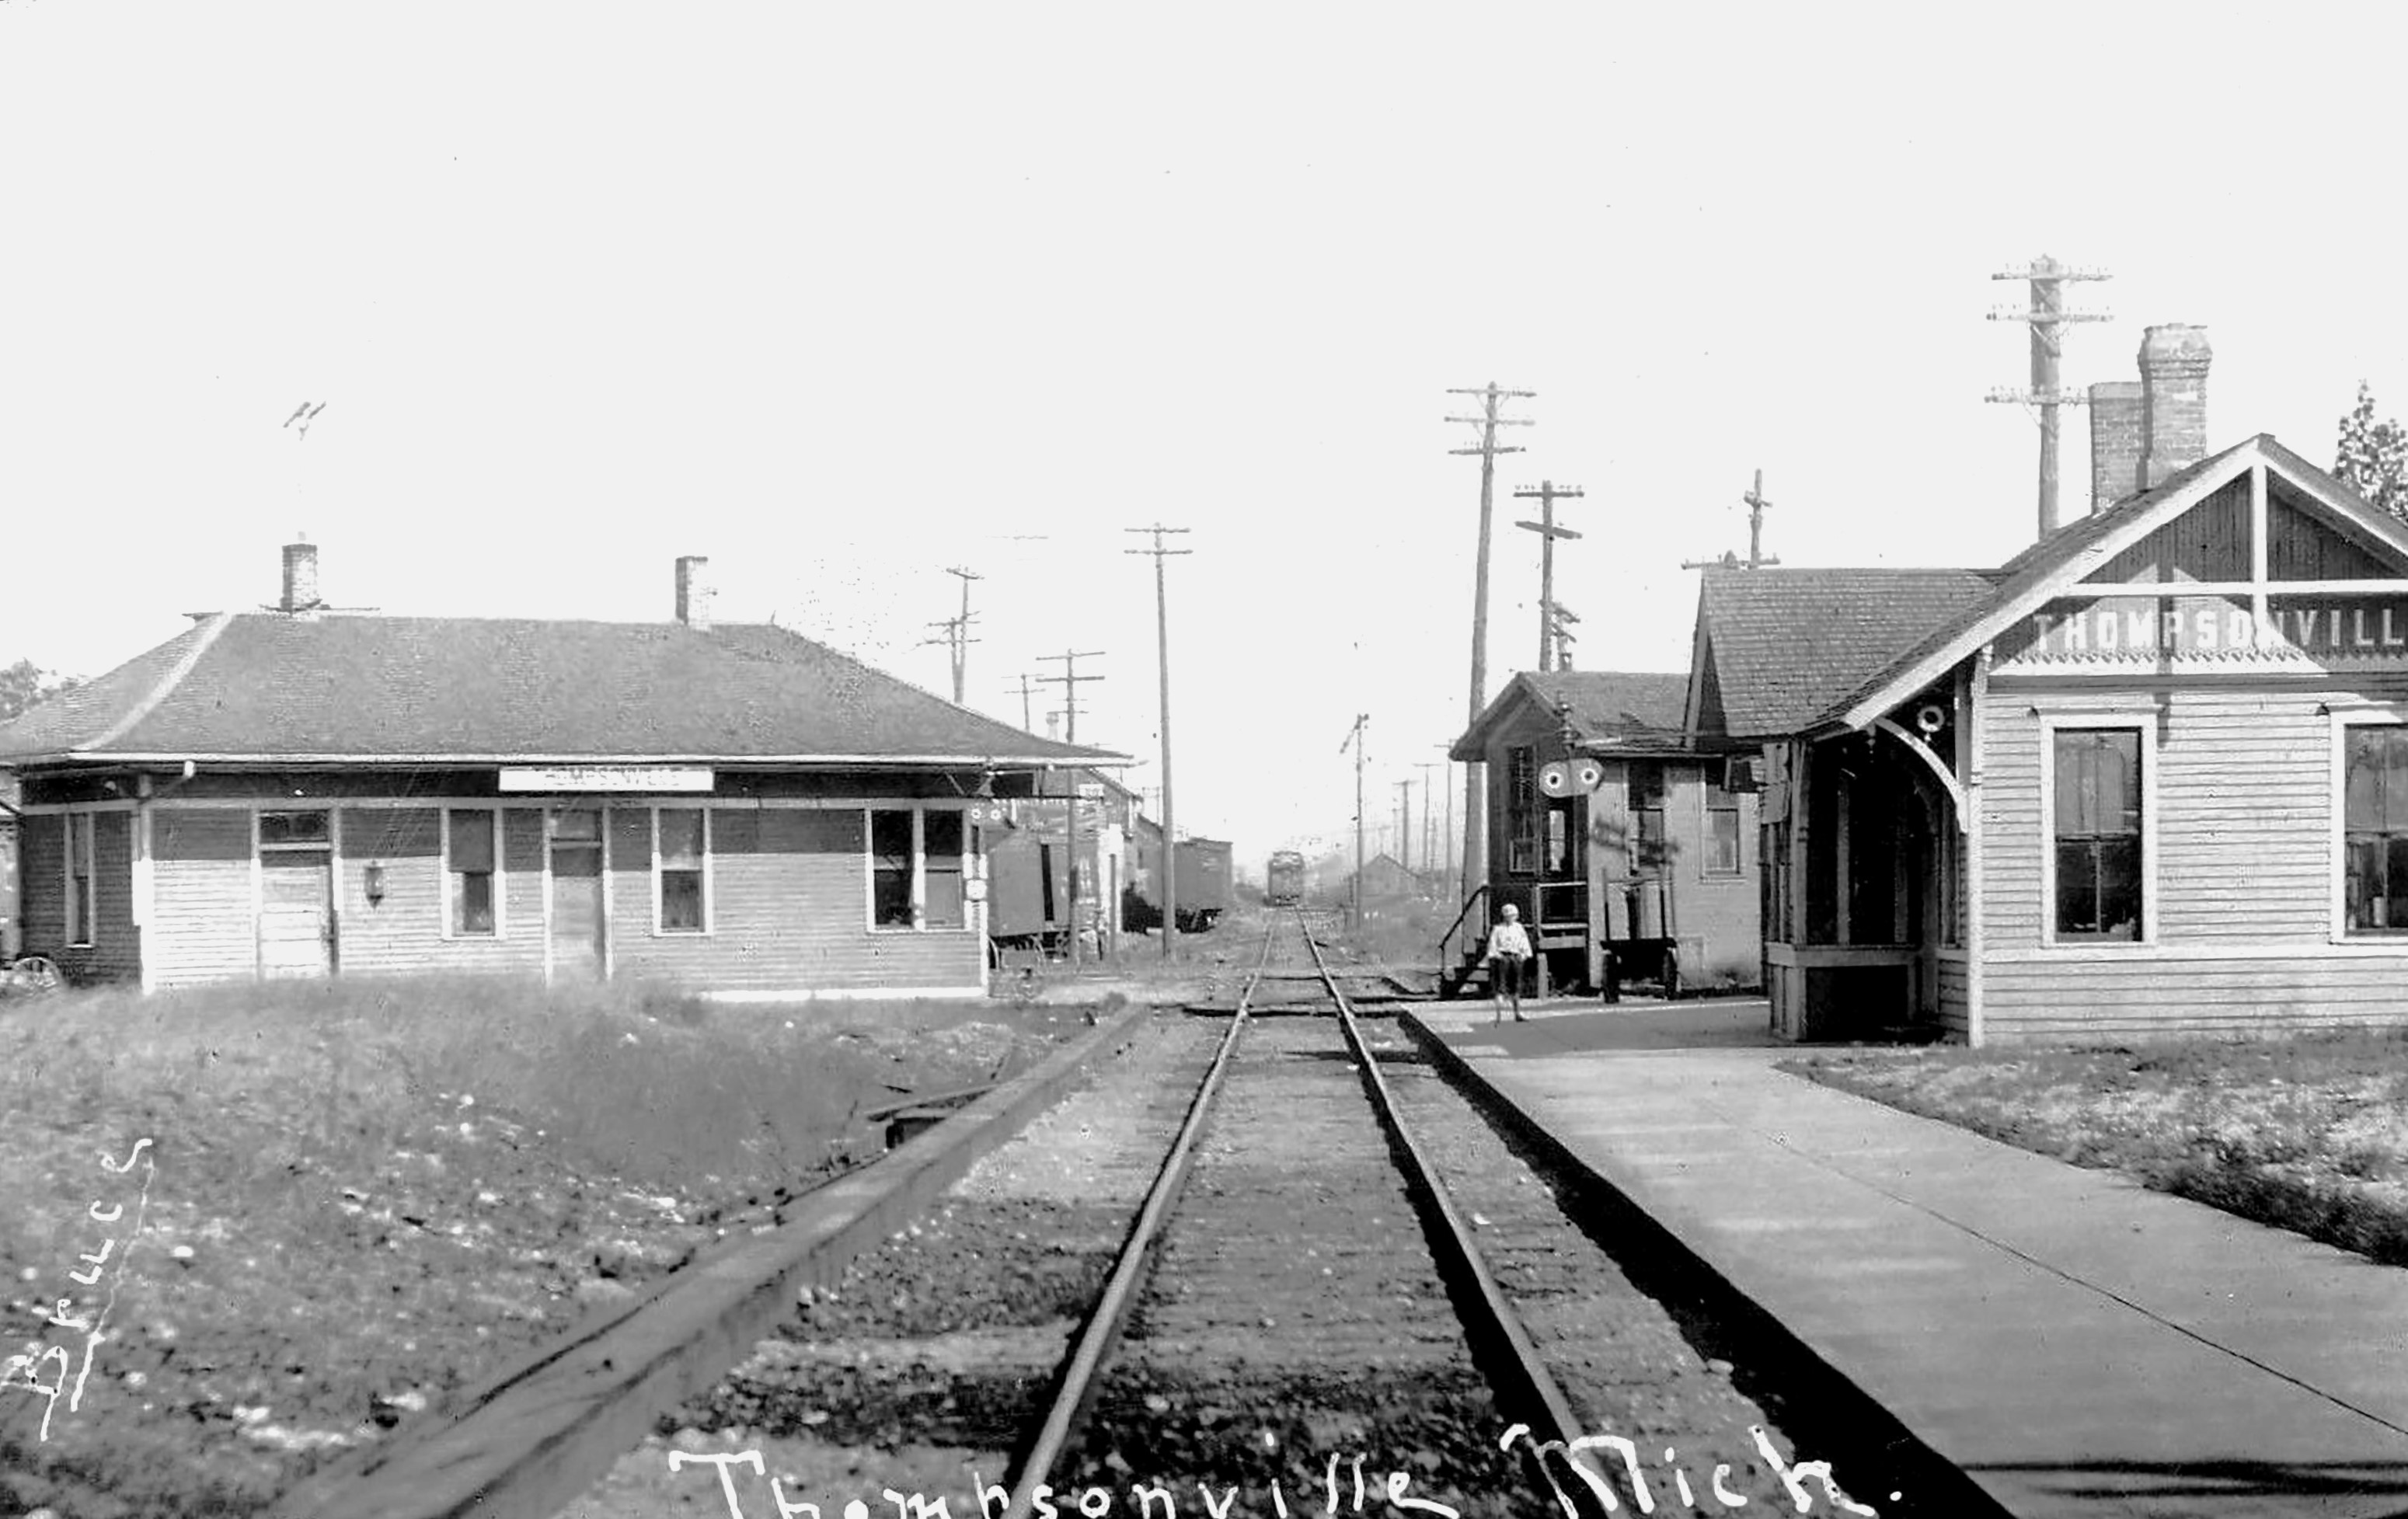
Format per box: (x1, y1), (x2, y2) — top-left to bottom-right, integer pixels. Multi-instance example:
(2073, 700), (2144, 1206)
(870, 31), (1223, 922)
(1486, 902), (1533, 1025)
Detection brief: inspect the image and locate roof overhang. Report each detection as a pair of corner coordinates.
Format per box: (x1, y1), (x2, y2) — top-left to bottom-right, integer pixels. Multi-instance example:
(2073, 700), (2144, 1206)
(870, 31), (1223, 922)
(1831, 436), (2408, 732)
(1, 751), (1131, 771)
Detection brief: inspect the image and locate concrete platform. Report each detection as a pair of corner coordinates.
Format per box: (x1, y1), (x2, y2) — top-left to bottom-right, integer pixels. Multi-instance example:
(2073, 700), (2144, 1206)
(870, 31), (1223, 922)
(1411, 999), (2408, 1519)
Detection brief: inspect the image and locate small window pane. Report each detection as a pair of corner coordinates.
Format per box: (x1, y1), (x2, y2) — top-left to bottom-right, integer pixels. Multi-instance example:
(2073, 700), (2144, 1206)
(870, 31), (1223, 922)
(923, 810), (964, 860)
(2348, 733), (2385, 831)
(659, 809), (705, 868)
(453, 871), (495, 935)
(552, 808), (601, 842)
(1710, 809), (1741, 875)
(661, 871), (704, 932)
(2385, 731), (2408, 833)
(449, 810), (495, 873)
(261, 810), (331, 846)
(871, 809), (914, 926)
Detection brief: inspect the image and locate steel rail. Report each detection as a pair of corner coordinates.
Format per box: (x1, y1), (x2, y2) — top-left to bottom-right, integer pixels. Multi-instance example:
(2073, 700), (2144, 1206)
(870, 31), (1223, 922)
(1299, 915), (1614, 1515)
(1000, 916), (1280, 1516)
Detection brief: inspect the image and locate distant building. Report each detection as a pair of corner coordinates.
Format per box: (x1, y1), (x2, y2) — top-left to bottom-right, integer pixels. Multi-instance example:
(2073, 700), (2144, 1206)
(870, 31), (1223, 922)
(0, 544), (1114, 996)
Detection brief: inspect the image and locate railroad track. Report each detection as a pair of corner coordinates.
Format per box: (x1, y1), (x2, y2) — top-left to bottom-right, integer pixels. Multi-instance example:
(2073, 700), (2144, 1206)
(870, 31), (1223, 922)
(306, 912), (1938, 1518)
(1006, 909), (1598, 1514)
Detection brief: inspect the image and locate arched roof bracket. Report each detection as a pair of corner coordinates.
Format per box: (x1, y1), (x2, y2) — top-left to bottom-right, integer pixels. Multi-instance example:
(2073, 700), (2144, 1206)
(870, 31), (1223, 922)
(1870, 717), (1969, 834)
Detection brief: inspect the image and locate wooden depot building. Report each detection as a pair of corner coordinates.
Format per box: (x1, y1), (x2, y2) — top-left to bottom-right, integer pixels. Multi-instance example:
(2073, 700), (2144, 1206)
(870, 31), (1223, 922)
(1700, 325), (2408, 1043)
(0, 544), (1113, 997)
(1446, 671), (1761, 998)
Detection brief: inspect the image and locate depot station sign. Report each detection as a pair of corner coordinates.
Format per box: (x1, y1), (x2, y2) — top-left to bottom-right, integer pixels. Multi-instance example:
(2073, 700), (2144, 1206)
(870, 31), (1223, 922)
(2016, 596), (2408, 660)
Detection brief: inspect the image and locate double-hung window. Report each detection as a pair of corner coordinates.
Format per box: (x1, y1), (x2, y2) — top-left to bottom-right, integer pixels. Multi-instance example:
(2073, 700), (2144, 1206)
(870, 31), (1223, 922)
(2343, 723), (2408, 933)
(656, 807), (708, 933)
(64, 813), (96, 947)
(1630, 761), (1667, 873)
(445, 808), (498, 936)
(2052, 726), (2144, 940)
(869, 807), (968, 930)
(1704, 772), (1742, 876)
(1506, 747), (1539, 875)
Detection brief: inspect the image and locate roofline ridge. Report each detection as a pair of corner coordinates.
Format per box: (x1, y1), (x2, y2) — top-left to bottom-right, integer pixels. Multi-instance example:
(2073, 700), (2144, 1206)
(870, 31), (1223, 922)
(79, 611), (239, 754)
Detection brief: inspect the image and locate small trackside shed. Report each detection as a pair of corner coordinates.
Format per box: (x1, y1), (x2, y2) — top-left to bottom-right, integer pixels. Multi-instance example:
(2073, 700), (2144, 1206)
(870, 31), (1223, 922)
(1447, 670), (1760, 995)
(0, 546), (1115, 998)
(1710, 324), (2408, 1044)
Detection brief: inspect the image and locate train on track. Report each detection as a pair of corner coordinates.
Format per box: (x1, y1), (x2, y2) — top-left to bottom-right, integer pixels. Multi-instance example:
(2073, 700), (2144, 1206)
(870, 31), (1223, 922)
(1266, 849), (1306, 907)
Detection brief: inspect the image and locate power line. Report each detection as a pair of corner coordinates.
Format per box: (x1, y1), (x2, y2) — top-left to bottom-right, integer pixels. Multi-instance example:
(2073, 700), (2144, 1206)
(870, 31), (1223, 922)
(1446, 381), (1534, 906)
(1987, 255), (2113, 538)
(1124, 524), (1191, 957)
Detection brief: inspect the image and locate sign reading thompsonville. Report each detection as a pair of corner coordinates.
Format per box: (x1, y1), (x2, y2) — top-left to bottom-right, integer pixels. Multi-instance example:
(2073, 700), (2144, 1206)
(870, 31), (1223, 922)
(497, 766), (716, 793)
(2023, 597), (2408, 658)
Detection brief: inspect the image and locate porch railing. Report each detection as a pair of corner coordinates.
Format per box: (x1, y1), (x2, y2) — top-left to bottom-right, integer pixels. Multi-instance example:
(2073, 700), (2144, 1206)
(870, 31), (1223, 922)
(1437, 883), (1490, 974)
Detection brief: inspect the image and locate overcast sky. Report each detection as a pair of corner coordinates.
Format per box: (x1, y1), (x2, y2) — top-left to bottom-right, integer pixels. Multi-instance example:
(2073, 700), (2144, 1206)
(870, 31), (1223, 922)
(6, 4), (2406, 876)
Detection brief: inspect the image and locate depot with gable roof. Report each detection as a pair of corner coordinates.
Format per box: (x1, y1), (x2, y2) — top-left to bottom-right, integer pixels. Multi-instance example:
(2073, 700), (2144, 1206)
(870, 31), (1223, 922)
(1695, 326), (2408, 1043)
(0, 548), (1117, 997)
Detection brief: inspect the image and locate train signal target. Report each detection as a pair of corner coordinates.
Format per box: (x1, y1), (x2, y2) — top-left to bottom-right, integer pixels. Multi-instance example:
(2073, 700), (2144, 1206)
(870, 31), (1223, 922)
(1539, 762), (1570, 796)
(1573, 761), (1603, 790)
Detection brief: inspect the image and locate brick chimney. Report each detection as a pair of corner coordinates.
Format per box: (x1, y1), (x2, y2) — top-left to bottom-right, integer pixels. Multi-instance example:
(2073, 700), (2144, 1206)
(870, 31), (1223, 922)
(2138, 325), (2212, 487)
(281, 538), (321, 612)
(674, 556), (712, 632)
(2088, 380), (2145, 513)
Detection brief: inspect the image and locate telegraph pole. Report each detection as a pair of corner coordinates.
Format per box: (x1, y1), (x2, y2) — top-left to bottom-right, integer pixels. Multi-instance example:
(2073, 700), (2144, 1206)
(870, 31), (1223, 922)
(943, 566), (982, 703)
(1396, 778), (1413, 873)
(1447, 382), (1534, 907)
(1124, 523), (1191, 958)
(1416, 761), (1443, 881)
(1037, 650), (1104, 965)
(1341, 714), (1368, 928)
(1513, 480), (1584, 672)
(1005, 673), (1037, 732)
(1684, 469), (1784, 572)
(1988, 256), (2112, 538)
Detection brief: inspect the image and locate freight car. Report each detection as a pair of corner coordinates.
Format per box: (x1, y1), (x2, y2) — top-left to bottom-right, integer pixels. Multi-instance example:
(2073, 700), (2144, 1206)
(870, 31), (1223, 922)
(1266, 849), (1307, 907)
(984, 804), (1110, 958)
(1121, 834), (1233, 933)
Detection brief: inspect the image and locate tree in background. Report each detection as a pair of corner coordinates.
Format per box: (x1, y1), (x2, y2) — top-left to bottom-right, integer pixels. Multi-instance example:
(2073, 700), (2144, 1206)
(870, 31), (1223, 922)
(0, 659), (80, 724)
(2336, 381), (2408, 521)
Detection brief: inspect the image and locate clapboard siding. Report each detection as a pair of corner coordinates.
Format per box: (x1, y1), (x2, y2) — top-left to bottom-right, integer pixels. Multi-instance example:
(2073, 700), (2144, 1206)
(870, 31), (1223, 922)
(18, 811), (138, 983)
(607, 807), (981, 992)
(1937, 956), (1969, 1037)
(1980, 683), (2408, 952)
(336, 807), (545, 977)
(17, 814), (63, 960)
(1988, 953), (2408, 1042)
(1977, 674), (2408, 1036)
(151, 809), (255, 988)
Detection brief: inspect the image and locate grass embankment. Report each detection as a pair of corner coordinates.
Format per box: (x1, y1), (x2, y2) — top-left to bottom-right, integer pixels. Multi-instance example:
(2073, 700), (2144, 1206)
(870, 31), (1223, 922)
(0, 977), (1083, 1519)
(1791, 1030), (2408, 1266)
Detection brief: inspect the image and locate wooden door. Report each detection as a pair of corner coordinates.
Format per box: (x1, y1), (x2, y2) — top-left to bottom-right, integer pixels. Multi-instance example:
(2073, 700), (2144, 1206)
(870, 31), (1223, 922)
(550, 809), (605, 979)
(258, 851), (333, 978)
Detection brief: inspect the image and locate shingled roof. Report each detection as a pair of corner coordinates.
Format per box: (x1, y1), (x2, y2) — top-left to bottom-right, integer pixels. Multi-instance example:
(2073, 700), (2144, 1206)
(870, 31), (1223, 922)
(1449, 671), (1690, 760)
(1690, 566), (1997, 740)
(0, 613), (1114, 768)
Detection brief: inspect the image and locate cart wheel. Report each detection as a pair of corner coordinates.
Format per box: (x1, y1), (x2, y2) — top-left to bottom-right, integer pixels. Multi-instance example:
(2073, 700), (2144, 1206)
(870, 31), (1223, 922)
(6, 957), (63, 994)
